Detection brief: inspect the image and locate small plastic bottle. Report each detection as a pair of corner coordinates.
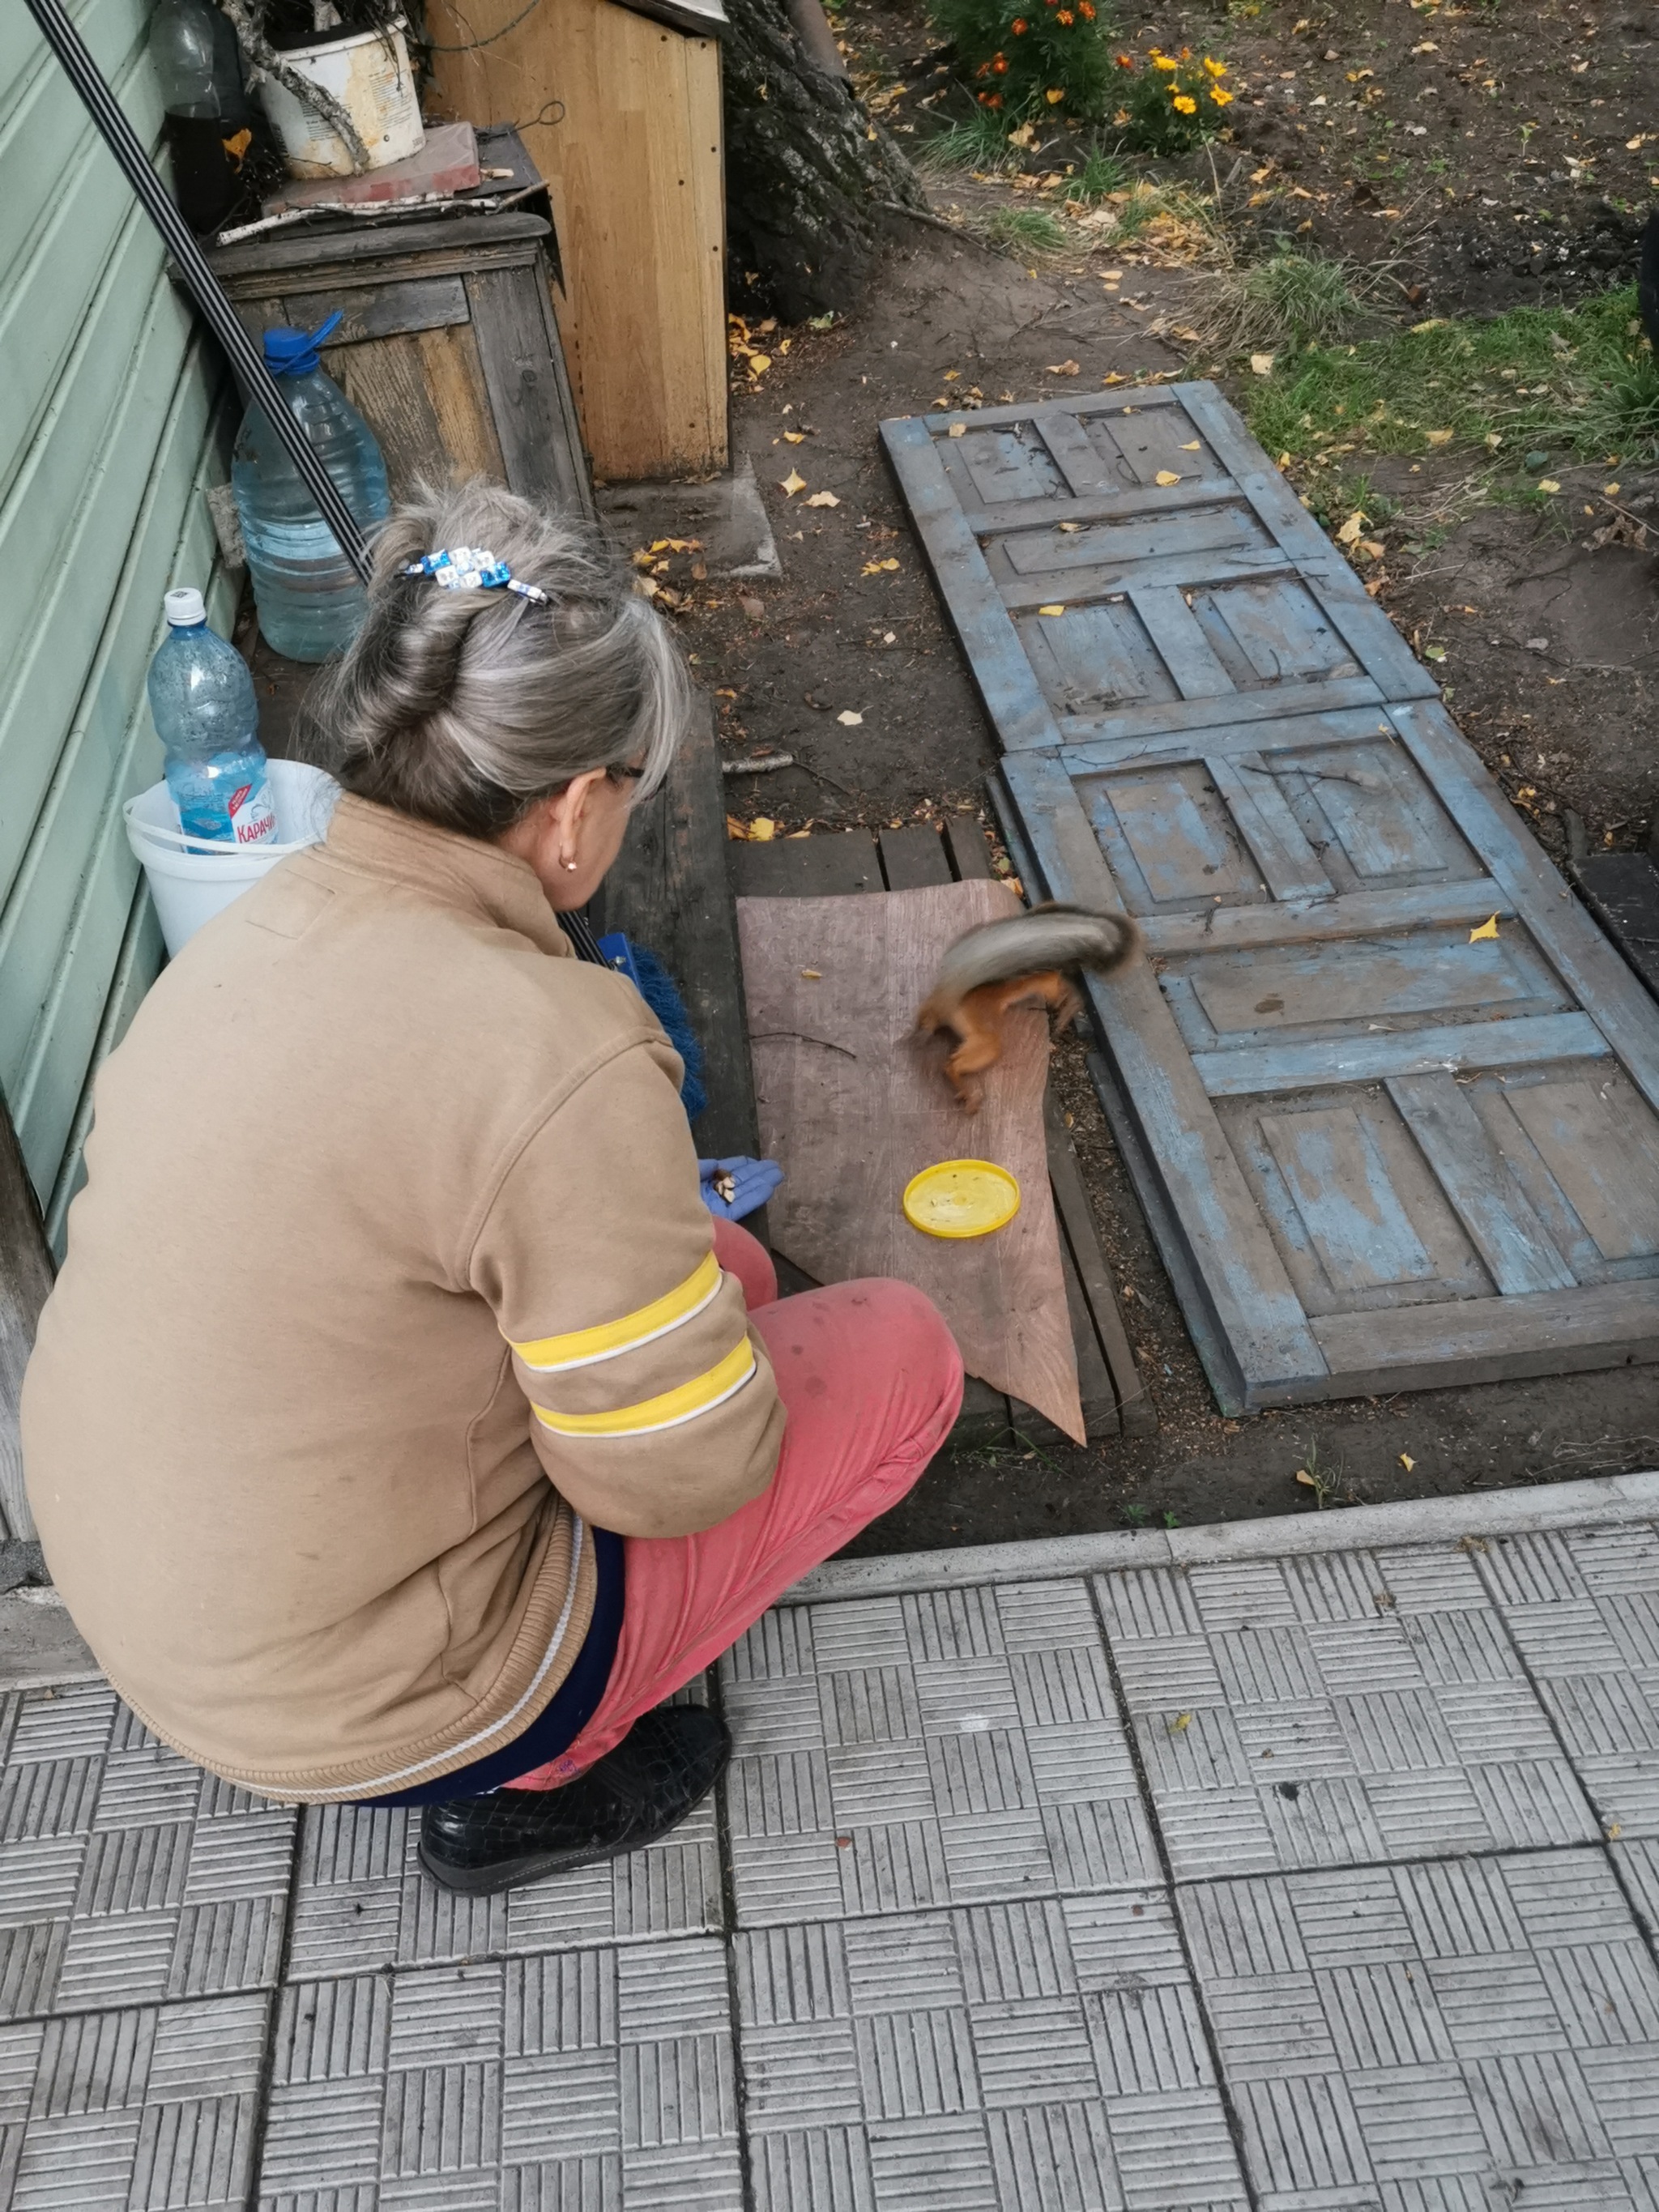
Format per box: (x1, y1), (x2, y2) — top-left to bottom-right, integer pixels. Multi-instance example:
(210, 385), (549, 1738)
(149, 0), (249, 235)
(147, 589), (279, 847)
(231, 316), (391, 663)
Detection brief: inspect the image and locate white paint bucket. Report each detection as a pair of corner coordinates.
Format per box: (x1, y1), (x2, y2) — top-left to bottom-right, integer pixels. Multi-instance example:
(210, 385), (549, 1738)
(124, 761), (340, 957)
(257, 21), (425, 178)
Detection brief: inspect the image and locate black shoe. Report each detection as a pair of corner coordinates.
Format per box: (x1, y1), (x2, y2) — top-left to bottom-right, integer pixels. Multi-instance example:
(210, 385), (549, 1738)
(418, 1704), (731, 1895)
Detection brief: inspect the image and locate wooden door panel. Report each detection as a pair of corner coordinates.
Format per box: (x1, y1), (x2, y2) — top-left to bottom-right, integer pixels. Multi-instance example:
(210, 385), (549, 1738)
(896, 383), (1659, 1407)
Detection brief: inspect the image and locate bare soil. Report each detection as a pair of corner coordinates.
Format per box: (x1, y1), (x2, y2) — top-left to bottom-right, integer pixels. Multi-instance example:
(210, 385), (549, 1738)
(619, 0), (1659, 1545)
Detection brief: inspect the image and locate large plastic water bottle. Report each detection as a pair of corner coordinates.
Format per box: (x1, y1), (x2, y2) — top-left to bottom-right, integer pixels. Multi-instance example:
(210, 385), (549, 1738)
(147, 589), (279, 848)
(231, 315), (390, 662)
(149, 0), (249, 235)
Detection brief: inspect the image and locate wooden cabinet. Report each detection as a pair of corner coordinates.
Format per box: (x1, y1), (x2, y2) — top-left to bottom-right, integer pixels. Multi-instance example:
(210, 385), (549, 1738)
(203, 130), (593, 521)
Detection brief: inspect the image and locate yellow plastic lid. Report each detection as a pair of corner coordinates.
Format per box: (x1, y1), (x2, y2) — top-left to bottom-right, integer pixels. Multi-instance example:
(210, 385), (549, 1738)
(902, 1159), (1021, 1239)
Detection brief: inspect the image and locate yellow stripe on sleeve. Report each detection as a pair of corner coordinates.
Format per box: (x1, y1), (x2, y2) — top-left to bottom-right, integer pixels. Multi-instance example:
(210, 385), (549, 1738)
(531, 1336), (757, 1438)
(510, 1250), (722, 1373)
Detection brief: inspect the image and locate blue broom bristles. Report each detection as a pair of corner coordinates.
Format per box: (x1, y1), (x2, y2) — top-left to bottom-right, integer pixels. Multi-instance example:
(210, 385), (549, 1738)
(595, 932), (706, 1120)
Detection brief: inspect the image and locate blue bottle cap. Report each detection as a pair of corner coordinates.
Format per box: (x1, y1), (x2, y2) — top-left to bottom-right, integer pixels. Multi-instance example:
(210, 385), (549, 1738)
(262, 311), (344, 377)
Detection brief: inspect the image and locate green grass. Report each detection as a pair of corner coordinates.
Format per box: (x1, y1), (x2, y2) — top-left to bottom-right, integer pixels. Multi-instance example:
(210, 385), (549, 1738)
(917, 111), (1019, 172)
(1195, 249), (1372, 356)
(1061, 151), (1129, 206)
(983, 203), (1070, 254)
(1247, 286), (1659, 468)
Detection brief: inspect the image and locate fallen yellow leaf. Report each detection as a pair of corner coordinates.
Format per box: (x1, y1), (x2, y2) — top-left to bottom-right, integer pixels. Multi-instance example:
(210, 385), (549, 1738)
(1609, 1821), (1624, 1839)
(783, 430), (806, 444)
(1047, 360), (1081, 375)
(1400, 1453), (1415, 1472)
(1469, 915), (1499, 941)
(800, 969), (822, 979)
(780, 470), (806, 496)
(725, 815), (747, 840)
(748, 818), (775, 842)
(1154, 471), (1182, 488)
(747, 353), (771, 374)
(1294, 1470), (1316, 1488)
(837, 710), (864, 726)
(1411, 318), (1448, 334)
(1249, 352), (1275, 376)
(1537, 478), (1562, 493)
(1426, 429), (1453, 447)
(862, 558), (900, 575)
(1180, 441), (1201, 451)
(1037, 603), (1067, 616)
(947, 422), (967, 437)
(1169, 1712), (1193, 1734)
(1337, 512), (1364, 545)
(805, 491), (840, 508)
(1606, 482), (1622, 495)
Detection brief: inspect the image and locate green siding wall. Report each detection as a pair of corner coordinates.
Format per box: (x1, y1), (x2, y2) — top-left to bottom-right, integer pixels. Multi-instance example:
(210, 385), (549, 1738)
(2, 0), (240, 1255)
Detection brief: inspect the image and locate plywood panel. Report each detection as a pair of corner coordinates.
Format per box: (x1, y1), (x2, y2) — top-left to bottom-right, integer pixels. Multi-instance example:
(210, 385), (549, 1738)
(737, 880), (1085, 1442)
(427, 0), (726, 480)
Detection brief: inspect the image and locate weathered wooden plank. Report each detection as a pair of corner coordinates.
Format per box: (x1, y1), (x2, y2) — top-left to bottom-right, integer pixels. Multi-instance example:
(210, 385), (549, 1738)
(1130, 586), (1235, 699)
(1390, 699), (1659, 1115)
(1140, 881), (1509, 956)
(1184, 931), (1563, 1042)
(1043, 1095), (1154, 1436)
(1263, 1106), (1439, 1293)
(331, 335), (449, 505)
(1192, 1012), (1609, 1098)
(313, 276), (470, 347)
(923, 387), (1187, 436)
(207, 211), (552, 283)
(878, 825), (953, 891)
(600, 698), (759, 1161)
(880, 417), (1066, 752)
(999, 546), (1297, 612)
(1063, 705), (1398, 778)
(1011, 1219), (1116, 1443)
(1030, 409), (1122, 497)
(730, 832), (878, 898)
(465, 263), (591, 519)
(1311, 1278), (1659, 1395)
(1204, 756), (1333, 905)
(976, 479), (1270, 537)
(1001, 748), (1325, 1400)
(1056, 677), (1386, 753)
(1503, 1078), (1659, 1263)
(943, 816), (993, 881)
(1385, 1072), (1576, 1296)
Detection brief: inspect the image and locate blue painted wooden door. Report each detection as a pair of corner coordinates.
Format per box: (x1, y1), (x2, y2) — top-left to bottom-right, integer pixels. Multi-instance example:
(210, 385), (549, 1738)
(884, 386), (1659, 1411)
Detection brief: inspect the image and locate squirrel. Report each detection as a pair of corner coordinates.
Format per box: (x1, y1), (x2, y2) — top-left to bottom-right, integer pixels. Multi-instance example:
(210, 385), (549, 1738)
(916, 901), (1141, 1111)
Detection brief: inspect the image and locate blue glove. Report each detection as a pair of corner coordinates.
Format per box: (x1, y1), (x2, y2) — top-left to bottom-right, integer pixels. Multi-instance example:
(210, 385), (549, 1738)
(698, 1156), (784, 1221)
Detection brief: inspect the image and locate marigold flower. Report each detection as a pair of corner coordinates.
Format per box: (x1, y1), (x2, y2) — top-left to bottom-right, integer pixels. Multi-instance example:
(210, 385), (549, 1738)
(1152, 53), (1179, 70)
(1115, 50), (1133, 66)
(1203, 56), (1227, 75)
(993, 54), (1009, 70)
(1172, 92), (1196, 112)
(1078, 4), (1095, 18)
(1209, 85), (1232, 104)
(975, 59), (991, 74)
(1011, 17), (1027, 30)
(1045, 85), (1064, 101)
(979, 90), (1003, 105)
(1056, 11), (1073, 23)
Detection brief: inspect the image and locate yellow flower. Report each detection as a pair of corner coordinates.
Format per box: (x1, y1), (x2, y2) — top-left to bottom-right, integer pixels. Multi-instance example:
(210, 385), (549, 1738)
(1172, 92), (1197, 112)
(1152, 52), (1179, 70)
(1203, 56), (1227, 75)
(1209, 85), (1233, 104)
(1045, 85), (1065, 100)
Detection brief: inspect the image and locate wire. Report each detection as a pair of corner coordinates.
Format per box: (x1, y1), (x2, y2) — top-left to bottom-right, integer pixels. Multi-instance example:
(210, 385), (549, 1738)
(416, 0), (552, 53)
(22, 0), (373, 584)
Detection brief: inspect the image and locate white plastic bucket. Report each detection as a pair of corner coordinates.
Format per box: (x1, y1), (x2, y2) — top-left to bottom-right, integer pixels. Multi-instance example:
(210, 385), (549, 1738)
(124, 759), (340, 957)
(257, 22), (424, 179)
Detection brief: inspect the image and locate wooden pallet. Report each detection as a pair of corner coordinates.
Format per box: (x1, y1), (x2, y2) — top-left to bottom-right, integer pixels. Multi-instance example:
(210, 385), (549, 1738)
(730, 817), (1153, 1445)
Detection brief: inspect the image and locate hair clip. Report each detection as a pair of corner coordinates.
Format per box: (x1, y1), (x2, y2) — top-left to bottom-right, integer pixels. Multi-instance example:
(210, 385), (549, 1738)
(402, 547), (550, 606)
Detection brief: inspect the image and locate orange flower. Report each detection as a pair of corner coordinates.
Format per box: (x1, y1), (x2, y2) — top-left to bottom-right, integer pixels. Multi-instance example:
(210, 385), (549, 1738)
(1044, 86), (1064, 101)
(1056, 11), (1073, 23)
(975, 58), (991, 74)
(1172, 92), (1196, 113)
(1115, 50), (1133, 66)
(1078, 5), (1095, 19)
(1011, 17), (1028, 30)
(979, 90), (1003, 106)
(993, 53), (1009, 70)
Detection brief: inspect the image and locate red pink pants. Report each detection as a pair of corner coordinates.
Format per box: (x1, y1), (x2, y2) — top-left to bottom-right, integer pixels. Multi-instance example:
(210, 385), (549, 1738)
(503, 1218), (964, 1790)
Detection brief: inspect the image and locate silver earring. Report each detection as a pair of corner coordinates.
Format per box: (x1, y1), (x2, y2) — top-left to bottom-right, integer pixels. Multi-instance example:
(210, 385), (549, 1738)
(562, 859), (579, 872)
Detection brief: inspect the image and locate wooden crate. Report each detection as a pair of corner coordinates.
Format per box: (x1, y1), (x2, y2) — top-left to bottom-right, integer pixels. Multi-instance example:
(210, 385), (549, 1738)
(424, 0), (727, 483)
(203, 130), (592, 522)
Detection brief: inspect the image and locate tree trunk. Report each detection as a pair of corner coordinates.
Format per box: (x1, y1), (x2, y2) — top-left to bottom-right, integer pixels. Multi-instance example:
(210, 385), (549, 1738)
(722, 0), (925, 322)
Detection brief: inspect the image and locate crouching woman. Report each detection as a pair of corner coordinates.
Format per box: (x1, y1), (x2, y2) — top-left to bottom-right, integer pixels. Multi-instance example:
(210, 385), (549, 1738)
(22, 485), (963, 1894)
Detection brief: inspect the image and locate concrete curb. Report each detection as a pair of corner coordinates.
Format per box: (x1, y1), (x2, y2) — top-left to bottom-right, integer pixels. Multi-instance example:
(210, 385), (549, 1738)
(790, 1470), (1659, 1601)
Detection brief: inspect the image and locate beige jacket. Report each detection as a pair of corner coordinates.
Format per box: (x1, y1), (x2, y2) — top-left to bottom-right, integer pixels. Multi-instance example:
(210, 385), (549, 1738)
(21, 798), (783, 1801)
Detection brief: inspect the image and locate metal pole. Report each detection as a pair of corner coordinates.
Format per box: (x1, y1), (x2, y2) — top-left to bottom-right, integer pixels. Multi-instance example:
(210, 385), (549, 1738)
(22, 0), (373, 582)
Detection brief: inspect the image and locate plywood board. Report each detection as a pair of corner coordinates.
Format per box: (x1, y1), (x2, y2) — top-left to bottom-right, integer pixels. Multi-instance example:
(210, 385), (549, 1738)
(893, 382), (1659, 1410)
(737, 880), (1085, 1443)
(426, 0), (727, 481)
